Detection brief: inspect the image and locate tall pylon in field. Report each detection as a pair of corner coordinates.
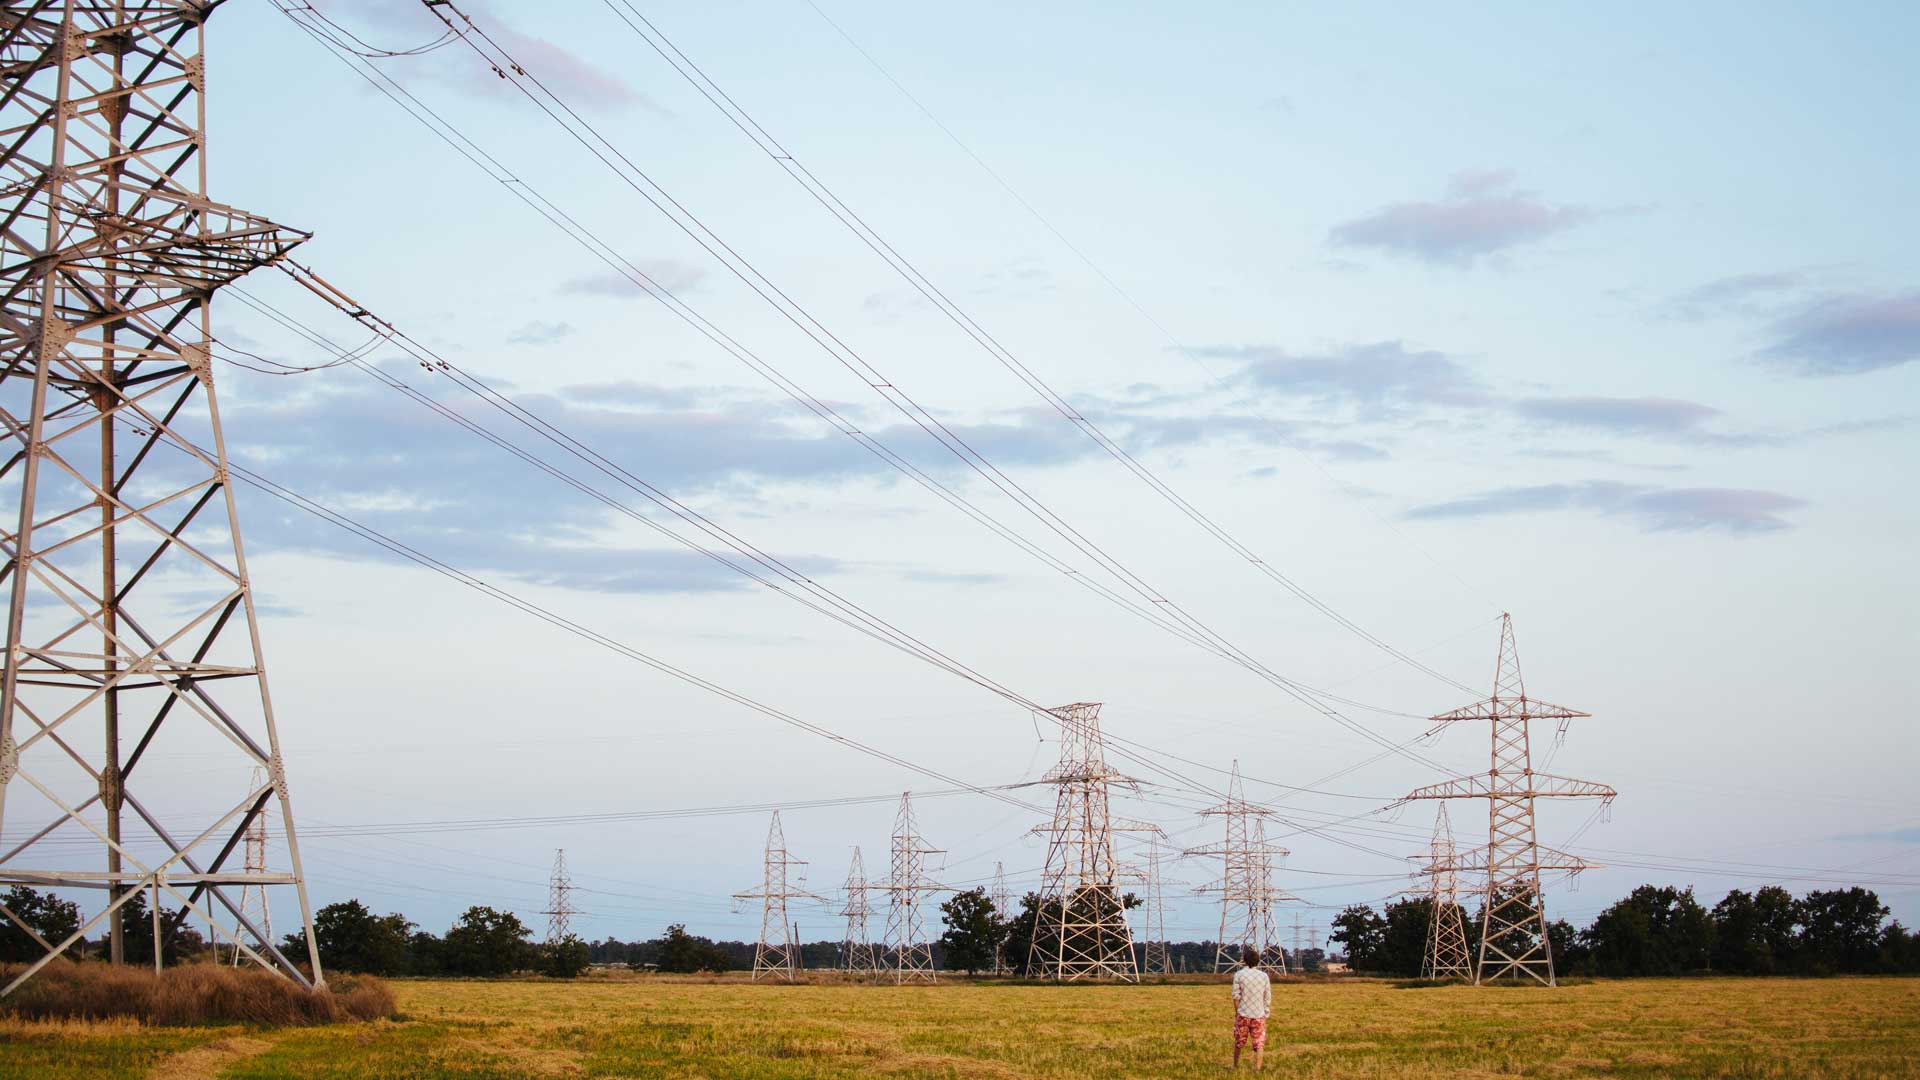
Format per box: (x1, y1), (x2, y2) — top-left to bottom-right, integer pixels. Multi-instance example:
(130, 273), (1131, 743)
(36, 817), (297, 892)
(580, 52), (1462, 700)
(990, 861), (1013, 975)
(880, 792), (945, 983)
(542, 849), (577, 945)
(1401, 614), (1615, 986)
(230, 768), (272, 967)
(1190, 762), (1288, 972)
(0, 0), (323, 997)
(1415, 804), (1472, 981)
(1028, 702), (1157, 981)
(839, 847), (880, 975)
(734, 812), (817, 982)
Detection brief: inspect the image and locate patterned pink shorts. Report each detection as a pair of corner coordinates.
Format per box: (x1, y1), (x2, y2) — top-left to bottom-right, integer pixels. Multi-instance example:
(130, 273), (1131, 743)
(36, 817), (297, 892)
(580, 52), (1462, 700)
(1234, 1015), (1267, 1050)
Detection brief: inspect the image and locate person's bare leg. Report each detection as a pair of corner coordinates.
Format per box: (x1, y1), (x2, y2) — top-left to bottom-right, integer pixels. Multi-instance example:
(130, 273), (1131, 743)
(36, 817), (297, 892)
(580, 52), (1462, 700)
(1253, 1042), (1264, 1072)
(1232, 1038), (1242, 1070)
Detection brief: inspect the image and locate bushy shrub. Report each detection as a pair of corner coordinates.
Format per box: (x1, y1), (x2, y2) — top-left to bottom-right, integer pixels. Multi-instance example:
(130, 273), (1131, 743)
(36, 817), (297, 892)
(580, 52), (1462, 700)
(0, 961), (396, 1025)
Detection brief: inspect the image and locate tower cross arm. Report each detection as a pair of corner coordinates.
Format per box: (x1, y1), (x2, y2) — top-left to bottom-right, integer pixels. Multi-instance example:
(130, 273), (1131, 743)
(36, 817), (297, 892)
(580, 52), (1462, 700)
(1400, 770), (1617, 802)
(1426, 695), (1592, 727)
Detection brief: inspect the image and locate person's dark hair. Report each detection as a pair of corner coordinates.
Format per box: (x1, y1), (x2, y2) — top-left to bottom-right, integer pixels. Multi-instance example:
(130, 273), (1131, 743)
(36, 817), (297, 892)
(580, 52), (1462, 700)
(1241, 947), (1259, 969)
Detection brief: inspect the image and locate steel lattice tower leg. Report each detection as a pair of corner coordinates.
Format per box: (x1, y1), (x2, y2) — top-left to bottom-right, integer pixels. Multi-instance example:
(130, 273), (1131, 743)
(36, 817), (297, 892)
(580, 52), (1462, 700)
(1027, 703), (1154, 982)
(0, 0), (323, 995)
(1401, 615), (1616, 986)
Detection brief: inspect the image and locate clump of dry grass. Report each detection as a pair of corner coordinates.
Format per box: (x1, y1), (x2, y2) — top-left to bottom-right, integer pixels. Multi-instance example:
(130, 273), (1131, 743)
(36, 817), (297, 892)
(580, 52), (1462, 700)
(0, 960), (396, 1026)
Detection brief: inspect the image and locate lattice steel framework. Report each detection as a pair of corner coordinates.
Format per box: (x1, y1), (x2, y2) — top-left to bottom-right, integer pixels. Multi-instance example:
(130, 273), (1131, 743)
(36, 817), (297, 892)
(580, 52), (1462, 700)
(838, 846), (879, 975)
(541, 848), (575, 945)
(1412, 803), (1471, 981)
(1402, 614), (1615, 986)
(1140, 833), (1174, 976)
(879, 791), (944, 983)
(1189, 761), (1288, 973)
(989, 859), (1011, 975)
(0, 0), (322, 996)
(734, 811), (816, 982)
(1028, 702), (1154, 982)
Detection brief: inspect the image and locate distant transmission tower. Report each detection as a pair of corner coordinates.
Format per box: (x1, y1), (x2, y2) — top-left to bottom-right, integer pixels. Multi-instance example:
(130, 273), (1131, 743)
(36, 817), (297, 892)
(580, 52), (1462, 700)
(0, 1), (323, 996)
(734, 812), (818, 982)
(839, 847), (880, 975)
(990, 861), (1013, 975)
(1028, 702), (1156, 982)
(1140, 834), (1175, 976)
(1414, 803), (1472, 981)
(231, 768), (272, 967)
(542, 849), (577, 945)
(1402, 614), (1615, 986)
(1189, 761), (1288, 972)
(880, 792), (945, 983)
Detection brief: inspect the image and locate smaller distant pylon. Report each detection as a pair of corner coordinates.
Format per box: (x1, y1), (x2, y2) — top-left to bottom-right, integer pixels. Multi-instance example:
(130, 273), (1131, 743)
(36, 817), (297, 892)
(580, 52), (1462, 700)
(734, 812), (822, 982)
(840, 847), (880, 975)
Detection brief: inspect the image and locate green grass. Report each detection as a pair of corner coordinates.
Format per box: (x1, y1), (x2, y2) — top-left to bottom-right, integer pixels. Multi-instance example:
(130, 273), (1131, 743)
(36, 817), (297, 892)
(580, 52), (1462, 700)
(3, 974), (1917, 1078)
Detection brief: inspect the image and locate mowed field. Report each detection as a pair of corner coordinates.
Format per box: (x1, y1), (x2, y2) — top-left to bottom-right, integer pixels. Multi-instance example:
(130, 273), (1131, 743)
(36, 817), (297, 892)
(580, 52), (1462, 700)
(4, 974), (1918, 1079)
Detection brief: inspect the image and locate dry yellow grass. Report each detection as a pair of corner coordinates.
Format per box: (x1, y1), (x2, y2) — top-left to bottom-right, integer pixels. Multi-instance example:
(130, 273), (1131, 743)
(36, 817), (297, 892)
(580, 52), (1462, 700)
(1, 973), (1916, 1079)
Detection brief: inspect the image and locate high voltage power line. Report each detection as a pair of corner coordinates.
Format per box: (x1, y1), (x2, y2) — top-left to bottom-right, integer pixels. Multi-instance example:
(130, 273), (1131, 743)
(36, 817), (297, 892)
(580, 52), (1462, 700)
(268, 0), (1464, 781)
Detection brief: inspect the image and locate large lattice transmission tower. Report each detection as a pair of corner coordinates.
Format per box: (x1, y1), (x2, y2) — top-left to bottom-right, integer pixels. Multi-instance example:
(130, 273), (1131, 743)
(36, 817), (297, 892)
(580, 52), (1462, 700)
(839, 846), (879, 975)
(989, 860), (1013, 975)
(733, 811), (819, 982)
(879, 791), (945, 983)
(1189, 761), (1289, 973)
(1401, 614), (1615, 986)
(0, 0), (322, 996)
(1028, 702), (1157, 982)
(228, 767), (271, 967)
(541, 849), (577, 945)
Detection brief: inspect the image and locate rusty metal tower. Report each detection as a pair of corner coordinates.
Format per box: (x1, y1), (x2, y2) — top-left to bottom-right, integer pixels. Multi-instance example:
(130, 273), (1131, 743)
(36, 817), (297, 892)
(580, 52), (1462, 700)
(839, 846), (879, 975)
(989, 860), (1012, 975)
(1190, 761), (1288, 972)
(0, 0), (322, 995)
(1412, 803), (1472, 981)
(1028, 702), (1155, 982)
(541, 849), (576, 945)
(879, 791), (944, 983)
(734, 811), (816, 982)
(1401, 614), (1615, 985)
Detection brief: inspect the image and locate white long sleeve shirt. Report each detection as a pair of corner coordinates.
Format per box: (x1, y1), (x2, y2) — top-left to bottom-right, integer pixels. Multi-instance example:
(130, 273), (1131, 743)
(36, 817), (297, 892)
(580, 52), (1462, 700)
(1231, 966), (1271, 1019)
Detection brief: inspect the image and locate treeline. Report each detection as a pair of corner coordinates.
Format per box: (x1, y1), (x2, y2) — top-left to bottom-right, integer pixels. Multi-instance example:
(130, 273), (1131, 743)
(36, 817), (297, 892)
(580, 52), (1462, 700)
(1332, 885), (1920, 977)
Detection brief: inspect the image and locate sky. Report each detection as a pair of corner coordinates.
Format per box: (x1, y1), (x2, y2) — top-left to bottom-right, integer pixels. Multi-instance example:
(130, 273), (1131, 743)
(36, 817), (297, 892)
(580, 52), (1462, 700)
(13, 0), (1915, 951)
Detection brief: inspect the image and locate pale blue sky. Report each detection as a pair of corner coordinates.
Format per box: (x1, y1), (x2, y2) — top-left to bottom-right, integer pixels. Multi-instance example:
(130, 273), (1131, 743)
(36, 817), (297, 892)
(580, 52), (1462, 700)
(89, 1), (1917, 944)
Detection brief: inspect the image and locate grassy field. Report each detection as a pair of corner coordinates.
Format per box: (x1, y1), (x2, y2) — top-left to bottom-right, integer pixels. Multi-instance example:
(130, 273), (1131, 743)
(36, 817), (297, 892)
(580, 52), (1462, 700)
(3, 973), (1917, 1079)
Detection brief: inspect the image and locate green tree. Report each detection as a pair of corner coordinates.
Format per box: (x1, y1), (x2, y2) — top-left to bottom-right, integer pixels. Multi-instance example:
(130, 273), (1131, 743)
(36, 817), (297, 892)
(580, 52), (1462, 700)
(1377, 898), (1433, 976)
(937, 887), (1003, 974)
(282, 900), (413, 975)
(0, 886), (80, 962)
(1329, 904), (1387, 972)
(654, 924), (731, 973)
(1796, 888), (1887, 974)
(1580, 885), (1713, 975)
(119, 890), (203, 966)
(441, 906), (533, 976)
(539, 934), (592, 978)
(407, 930), (447, 976)
(1712, 886), (1798, 974)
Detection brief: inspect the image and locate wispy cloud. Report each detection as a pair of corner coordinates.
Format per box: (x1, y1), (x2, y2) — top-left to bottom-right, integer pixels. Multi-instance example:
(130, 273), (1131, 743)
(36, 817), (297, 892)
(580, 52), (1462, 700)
(1329, 170), (1596, 265)
(1513, 396), (1721, 437)
(1834, 826), (1920, 845)
(1663, 271), (1809, 321)
(1407, 481), (1806, 534)
(1758, 290), (1920, 376)
(505, 320), (574, 346)
(1196, 341), (1489, 410)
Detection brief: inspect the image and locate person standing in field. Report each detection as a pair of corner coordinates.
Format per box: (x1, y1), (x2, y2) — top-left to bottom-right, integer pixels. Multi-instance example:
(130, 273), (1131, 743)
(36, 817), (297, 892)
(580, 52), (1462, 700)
(1231, 946), (1270, 1071)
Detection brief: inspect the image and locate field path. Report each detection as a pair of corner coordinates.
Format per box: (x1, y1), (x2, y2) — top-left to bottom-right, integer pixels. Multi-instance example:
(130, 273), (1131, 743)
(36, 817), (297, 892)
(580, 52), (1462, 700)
(142, 1035), (274, 1080)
